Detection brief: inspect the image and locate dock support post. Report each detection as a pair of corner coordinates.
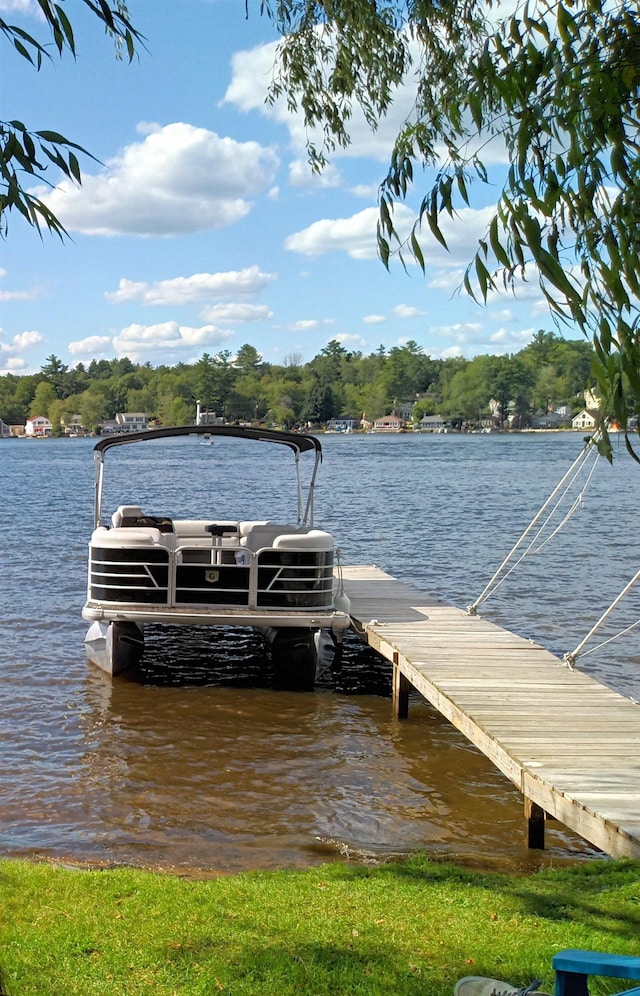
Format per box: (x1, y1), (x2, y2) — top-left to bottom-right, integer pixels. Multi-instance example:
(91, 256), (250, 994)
(524, 798), (545, 849)
(392, 652), (410, 719)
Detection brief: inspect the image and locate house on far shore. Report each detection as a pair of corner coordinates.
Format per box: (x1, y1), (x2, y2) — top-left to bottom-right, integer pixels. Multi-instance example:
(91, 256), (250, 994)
(99, 419), (119, 434)
(25, 415), (52, 437)
(62, 414), (87, 436)
(415, 414), (446, 433)
(0, 418), (11, 437)
(115, 412), (148, 432)
(325, 418), (360, 432)
(530, 411), (571, 429)
(371, 412), (406, 432)
(394, 400), (416, 421)
(572, 409), (599, 431)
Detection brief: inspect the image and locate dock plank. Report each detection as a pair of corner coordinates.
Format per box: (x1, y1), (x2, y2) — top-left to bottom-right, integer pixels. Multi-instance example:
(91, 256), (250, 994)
(342, 565), (640, 859)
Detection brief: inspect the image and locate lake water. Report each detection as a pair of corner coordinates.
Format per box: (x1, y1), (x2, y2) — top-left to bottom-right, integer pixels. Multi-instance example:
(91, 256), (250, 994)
(1, 431), (638, 875)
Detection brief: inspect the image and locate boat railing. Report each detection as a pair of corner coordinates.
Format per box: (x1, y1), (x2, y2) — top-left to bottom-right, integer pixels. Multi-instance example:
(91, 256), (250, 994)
(87, 518), (336, 612)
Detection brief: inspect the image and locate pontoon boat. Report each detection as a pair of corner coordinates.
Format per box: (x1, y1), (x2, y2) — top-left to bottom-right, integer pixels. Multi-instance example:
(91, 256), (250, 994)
(82, 425), (350, 687)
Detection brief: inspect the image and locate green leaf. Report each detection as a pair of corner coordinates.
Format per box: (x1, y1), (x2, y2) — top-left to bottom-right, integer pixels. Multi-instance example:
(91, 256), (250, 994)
(489, 216), (511, 268)
(425, 208), (448, 250)
(410, 229), (425, 271)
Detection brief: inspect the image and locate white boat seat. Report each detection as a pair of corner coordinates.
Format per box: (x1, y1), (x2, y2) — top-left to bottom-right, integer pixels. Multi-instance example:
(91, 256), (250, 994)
(274, 529), (334, 551)
(174, 520), (238, 538)
(238, 520), (271, 537)
(111, 505), (143, 528)
(94, 527), (162, 547)
(239, 522), (309, 552)
(111, 505), (174, 533)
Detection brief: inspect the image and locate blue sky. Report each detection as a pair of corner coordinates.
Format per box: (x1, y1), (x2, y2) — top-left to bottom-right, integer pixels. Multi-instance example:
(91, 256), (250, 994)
(1, 0), (553, 375)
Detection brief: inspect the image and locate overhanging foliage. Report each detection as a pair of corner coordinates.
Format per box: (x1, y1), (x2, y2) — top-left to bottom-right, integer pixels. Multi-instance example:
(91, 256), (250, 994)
(261, 0), (640, 460)
(0, 0), (142, 238)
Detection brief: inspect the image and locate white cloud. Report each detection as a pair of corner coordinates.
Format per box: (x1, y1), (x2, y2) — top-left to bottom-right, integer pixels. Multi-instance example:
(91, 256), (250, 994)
(67, 335), (113, 358)
(489, 327), (536, 349)
(393, 304), (423, 318)
(289, 159), (342, 188)
(335, 333), (368, 349)
(425, 320), (537, 357)
(0, 329), (44, 353)
(531, 297), (554, 317)
(287, 319), (322, 331)
(112, 321), (234, 361)
(363, 314), (386, 325)
(285, 203), (499, 265)
(0, 0), (39, 14)
(285, 205), (413, 260)
(0, 328), (43, 375)
(37, 123), (279, 237)
(430, 322), (483, 339)
(427, 322), (486, 357)
(0, 288), (37, 302)
(0, 270), (40, 302)
(199, 303), (273, 324)
(106, 267), (277, 306)
(351, 183), (379, 199)
(428, 268), (466, 292)
(70, 324), (237, 366)
(0, 356), (28, 374)
(12, 330), (43, 350)
(225, 39), (425, 164)
(490, 308), (515, 322)
(224, 37), (510, 171)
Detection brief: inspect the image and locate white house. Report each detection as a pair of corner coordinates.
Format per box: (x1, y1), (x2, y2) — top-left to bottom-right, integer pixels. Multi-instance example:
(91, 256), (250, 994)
(25, 415), (52, 437)
(584, 388), (601, 410)
(115, 412), (148, 432)
(572, 409), (599, 431)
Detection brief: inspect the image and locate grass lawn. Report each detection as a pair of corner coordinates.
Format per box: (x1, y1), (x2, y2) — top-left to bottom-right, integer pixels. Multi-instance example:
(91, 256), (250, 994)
(1, 855), (639, 995)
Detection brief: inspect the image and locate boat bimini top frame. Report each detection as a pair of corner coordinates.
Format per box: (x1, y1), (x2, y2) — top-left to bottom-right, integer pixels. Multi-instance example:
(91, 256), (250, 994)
(92, 425), (323, 531)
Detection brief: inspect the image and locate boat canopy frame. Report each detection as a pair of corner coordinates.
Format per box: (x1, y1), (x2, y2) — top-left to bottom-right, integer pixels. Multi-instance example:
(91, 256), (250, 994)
(92, 424), (323, 530)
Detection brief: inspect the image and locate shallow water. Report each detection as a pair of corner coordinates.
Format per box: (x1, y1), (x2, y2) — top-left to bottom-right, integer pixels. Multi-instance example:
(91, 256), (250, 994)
(1, 431), (638, 873)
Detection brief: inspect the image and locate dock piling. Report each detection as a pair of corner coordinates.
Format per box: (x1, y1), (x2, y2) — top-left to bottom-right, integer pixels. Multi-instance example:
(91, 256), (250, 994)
(392, 651), (410, 718)
(524, 798), (546, 849)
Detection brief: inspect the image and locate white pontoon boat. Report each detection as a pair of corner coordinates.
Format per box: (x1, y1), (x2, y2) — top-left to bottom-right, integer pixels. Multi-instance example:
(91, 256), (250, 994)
(82, 425), (350, 686)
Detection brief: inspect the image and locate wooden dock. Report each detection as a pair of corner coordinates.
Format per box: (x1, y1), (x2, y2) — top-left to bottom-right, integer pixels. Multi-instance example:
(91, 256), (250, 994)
(342, 565), (640, 859)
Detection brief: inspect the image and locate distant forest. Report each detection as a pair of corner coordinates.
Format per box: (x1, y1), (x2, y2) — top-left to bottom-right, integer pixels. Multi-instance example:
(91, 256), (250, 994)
(0, 331), (604, 432)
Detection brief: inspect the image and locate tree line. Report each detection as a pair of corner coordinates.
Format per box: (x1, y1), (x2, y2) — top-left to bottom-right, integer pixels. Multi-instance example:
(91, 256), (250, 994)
(0, 331), (610, 434)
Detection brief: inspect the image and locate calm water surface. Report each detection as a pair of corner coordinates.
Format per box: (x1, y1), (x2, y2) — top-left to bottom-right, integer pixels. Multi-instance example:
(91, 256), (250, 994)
(1, 432), (638, 874)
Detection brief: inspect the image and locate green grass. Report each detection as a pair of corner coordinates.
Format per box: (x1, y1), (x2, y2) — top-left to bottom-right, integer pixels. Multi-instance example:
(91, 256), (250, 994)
(1, 856), (639, 994)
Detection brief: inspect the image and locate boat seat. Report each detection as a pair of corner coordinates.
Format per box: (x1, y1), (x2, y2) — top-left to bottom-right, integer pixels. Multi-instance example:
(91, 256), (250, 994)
(94, 527), (163, 547)
(274, 529), (333, 551)
(111, 505), (174, 533)
(239, 522), (306, 552)
(238, 520), (271, 537)
(111, 505), (143, 528)
(174, 520), (238, 538)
